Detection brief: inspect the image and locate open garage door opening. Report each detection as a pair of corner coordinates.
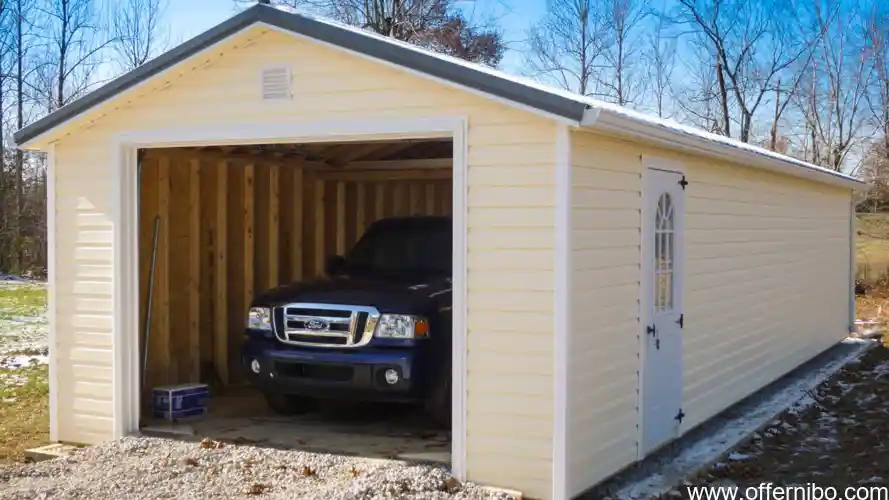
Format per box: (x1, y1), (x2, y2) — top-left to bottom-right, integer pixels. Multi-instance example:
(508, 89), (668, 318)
(135, 137), (455, 465)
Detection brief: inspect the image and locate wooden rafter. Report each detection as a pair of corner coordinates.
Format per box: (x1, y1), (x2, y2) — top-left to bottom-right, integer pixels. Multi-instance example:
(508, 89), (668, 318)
(361, 141), (423, 161)
(327, 142), (395, 166)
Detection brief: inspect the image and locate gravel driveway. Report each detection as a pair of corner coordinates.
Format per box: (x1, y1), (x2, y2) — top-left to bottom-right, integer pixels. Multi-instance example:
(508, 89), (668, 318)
(0, 437), (512, 499)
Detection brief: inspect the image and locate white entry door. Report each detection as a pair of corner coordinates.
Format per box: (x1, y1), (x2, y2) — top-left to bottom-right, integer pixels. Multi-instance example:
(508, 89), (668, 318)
(640, 166), (686, 456)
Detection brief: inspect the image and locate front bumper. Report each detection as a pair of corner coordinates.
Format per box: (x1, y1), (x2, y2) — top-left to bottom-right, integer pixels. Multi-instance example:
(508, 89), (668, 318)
(240, 339), (423, 403)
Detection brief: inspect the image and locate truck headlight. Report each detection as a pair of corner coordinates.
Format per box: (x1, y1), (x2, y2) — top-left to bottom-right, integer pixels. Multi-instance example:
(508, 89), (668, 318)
(374, 314), (430, 339)
(247, 307), (272, 331)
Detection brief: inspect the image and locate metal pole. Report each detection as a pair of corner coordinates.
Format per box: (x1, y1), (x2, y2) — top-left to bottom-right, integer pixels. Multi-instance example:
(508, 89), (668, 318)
(137, 152), (143, 387)
(142, 216), (160, 389)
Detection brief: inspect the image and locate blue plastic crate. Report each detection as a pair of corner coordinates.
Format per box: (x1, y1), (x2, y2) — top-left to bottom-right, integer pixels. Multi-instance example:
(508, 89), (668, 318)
(152, 383), (209, 421)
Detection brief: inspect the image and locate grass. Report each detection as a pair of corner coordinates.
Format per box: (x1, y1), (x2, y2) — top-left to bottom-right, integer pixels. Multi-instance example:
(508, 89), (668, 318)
(0, 363), (49, 463)
(0, 284), (46, 320)
(857, 213), (889, 285)
(0, 282), (49, 464)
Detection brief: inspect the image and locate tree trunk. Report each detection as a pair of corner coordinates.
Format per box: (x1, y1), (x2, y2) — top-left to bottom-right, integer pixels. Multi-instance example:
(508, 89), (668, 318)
(769, 80), (781, 151)
(14, 0), (24, 273)
(715, 52), (730, 137)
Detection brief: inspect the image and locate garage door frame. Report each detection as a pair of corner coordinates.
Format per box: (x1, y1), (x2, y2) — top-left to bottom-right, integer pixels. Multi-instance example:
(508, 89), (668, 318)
(109, 115), (469, 479)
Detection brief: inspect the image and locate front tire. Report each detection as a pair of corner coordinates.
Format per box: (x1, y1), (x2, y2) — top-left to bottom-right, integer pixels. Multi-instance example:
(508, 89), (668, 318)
(264, 392), (315, 415)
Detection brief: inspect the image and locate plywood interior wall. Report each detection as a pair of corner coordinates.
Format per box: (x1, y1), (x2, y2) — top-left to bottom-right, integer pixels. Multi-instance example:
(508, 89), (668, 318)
(138, 147), (453, 396)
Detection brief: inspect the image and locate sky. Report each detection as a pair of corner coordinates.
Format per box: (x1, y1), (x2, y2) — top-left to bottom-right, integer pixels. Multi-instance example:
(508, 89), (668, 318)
(164, 0), (547, 75)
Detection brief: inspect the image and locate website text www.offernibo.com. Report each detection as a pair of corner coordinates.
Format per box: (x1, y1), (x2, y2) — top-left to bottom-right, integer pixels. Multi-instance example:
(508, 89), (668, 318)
(685, 484), (889, 500)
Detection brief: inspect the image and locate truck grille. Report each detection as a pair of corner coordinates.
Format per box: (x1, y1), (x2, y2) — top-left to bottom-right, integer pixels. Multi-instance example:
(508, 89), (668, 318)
(274, 303), (380, 348)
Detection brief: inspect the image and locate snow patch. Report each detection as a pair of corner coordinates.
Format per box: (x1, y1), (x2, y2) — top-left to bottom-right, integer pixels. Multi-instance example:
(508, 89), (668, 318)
(842, 337), (875, 344)
(870, 361), (889, 379)
(0, 354), (49, 369)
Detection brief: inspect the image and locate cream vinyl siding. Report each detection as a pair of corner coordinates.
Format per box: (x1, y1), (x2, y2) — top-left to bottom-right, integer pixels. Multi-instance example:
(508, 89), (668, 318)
(568, 130), (642, 497)
(681, 152), (850, 431)
(50, 27), (556, 498)
(567, 130), (851, 497)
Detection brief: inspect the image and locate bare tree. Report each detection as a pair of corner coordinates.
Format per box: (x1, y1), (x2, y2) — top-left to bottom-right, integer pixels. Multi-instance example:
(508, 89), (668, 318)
(246, 0), (504, 65)
(767, 63), (814, 152)
(673, 41), (726, 133)
(0, 0), (38, 273)
(14, 0), (26, 271)
(674, 0), (818, 142)
(597, 0), (649, 105)
(858, 142), (889, 211)
(111, 0), (168, 71)
(524, 0), (608, 95)
(645, 12), (675, 117)
(37, 0), (113, 109)
(795, 0), (872, 171)
(0, 0), (50, 275)
(867, 7), (889, 151)
(0, 0), (12, 272)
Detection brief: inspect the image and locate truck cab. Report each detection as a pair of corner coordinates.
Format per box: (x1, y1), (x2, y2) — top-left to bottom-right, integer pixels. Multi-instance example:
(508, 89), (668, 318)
(240, 216), (452, 426)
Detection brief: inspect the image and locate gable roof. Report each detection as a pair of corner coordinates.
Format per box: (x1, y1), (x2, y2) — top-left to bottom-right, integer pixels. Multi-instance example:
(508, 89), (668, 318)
(13, 3), (865, 190)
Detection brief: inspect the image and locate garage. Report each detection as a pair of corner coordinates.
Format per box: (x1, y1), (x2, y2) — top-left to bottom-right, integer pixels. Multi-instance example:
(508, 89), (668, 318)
(135, 138), (455, 461)
(12, 3), (867, 500)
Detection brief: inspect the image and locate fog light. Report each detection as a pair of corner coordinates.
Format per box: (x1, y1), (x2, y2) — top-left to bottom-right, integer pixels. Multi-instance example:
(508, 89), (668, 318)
(384, 368), (399, 385)
(250, 359), (261, 374)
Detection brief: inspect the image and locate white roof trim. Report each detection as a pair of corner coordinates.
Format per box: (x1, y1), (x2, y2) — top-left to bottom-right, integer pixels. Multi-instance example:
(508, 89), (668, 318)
(581, 107), (867, 191)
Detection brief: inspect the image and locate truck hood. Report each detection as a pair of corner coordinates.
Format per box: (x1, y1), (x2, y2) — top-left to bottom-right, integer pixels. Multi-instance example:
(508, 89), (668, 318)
(252, 275), (452, 313)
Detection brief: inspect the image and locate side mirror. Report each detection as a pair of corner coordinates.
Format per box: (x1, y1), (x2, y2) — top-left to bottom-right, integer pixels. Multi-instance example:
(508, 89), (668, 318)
(325, 255), (347, 276)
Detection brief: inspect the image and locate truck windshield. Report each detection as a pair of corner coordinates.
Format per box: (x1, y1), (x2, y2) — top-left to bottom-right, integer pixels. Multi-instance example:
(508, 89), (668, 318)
(344, 222), (452, 276)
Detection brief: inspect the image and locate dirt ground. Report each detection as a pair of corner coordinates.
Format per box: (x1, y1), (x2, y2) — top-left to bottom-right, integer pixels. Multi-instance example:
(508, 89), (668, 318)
(662, 340), (889, 497)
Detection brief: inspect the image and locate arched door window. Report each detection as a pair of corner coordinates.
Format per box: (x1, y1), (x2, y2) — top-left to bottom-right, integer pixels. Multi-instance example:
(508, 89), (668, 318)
(654, 192), (674, 312)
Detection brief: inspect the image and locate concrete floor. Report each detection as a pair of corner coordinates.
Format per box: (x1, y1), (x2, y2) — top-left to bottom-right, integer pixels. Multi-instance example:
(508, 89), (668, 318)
(140, 388), (451, 465)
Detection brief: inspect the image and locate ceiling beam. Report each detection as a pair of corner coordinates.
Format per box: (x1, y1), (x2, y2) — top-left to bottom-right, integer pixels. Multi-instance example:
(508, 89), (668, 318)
(327, 142), (398, 166)
(365, 141), (423, 161)
(313, 168), (451, 181)
(337, 158), (452, 170)
(144, 147), (327, 169)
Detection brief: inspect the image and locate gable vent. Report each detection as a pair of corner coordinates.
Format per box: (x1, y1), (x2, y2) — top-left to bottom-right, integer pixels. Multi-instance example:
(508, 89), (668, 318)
(261, 66), (291, 100)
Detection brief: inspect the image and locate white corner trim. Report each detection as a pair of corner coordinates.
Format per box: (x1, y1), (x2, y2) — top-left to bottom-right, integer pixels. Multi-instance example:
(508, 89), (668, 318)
(46, 143), (58, 442)
(553, 124), (571, 500)
(849, 195), (856, 333)
(112, 141), (127, 440)
(582, 107), (865, 191)
(450, 116), (469, 482)
(112, 115), (470, 480)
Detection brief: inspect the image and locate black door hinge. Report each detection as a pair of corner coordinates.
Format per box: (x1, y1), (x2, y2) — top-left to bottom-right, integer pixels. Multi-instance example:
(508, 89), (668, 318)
(675, 408), (685, 423)
(676, 313), (684, 328)
(678, 176), (688, 189)
(655, 338), (660, 350)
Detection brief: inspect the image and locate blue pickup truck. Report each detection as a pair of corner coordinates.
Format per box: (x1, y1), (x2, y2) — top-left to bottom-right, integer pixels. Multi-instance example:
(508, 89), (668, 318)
(240, 216), (452, 427)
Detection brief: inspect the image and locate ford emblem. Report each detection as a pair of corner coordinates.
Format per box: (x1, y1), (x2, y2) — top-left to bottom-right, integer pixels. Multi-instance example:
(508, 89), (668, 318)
(305, 319), (330, 331)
